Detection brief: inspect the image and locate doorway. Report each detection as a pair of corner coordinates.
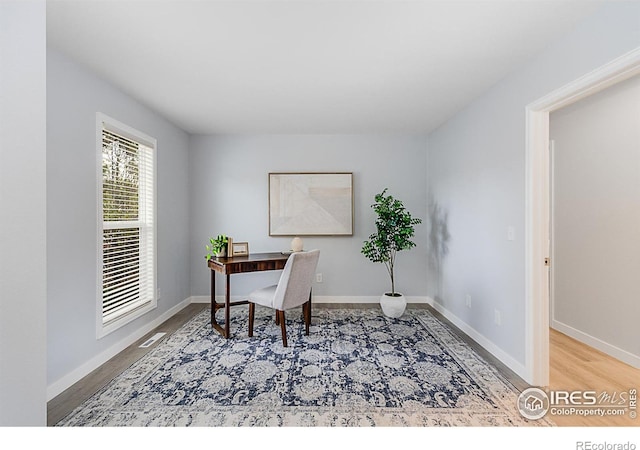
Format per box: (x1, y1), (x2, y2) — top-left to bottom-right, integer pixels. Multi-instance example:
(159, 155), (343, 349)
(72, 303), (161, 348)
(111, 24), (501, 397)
(524, 47), (640, 386)
(549, 74), (640, 368)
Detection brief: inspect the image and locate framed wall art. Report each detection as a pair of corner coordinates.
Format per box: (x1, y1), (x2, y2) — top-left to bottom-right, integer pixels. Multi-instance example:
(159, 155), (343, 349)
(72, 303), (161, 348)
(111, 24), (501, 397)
(269, 172), (353, 236)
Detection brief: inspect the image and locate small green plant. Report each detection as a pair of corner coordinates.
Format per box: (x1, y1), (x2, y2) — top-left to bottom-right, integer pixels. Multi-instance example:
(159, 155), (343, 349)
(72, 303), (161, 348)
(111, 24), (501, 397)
(361, 189), (422, 296)
(205, 234), (228, 260)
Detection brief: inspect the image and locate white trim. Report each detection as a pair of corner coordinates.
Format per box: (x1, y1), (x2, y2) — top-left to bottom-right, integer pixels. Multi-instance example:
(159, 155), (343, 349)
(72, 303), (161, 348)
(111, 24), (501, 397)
(47, 297), (192, 401)
(100, 113), (156, 149)
(190, 295), (240, 304)
(96, 112), (158, 339)
(552, 320), (640, 369)
(95, 113), (103, 338)
(549, 139), (556, 327)
(189, 295), (432, 304)
(429, 299), (527, 380)
(316, 296), (381, 304)
(528, 48), (640, 112)
(525, 107), (551, 386)
(315, 295), (431, 304)
(525, 47), (640, 386)
(100, 302), (157, 337)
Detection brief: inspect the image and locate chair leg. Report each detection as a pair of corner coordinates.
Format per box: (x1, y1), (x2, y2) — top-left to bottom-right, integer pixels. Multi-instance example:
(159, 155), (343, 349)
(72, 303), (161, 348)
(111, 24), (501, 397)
(275, 311), (280, 325)
(307, 289), (313, 335)
(248, 302), (255, 337)
(278, 310), (288, 347)
(303, 299), (311, 336)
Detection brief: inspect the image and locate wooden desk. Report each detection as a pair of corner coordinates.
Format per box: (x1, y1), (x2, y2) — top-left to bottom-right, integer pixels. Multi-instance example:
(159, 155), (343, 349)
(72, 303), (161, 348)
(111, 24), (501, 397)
(207, 252), (290, 338)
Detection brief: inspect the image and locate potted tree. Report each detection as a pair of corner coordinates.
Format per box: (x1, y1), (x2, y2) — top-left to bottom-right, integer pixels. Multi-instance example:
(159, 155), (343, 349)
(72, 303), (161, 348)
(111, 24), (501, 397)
(361, 189), (422, 318)
(205, 234), (229, 260)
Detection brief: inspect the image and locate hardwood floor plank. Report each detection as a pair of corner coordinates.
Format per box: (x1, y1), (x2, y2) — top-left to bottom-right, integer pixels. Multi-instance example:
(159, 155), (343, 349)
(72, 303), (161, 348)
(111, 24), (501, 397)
(548, 328), (639, 427)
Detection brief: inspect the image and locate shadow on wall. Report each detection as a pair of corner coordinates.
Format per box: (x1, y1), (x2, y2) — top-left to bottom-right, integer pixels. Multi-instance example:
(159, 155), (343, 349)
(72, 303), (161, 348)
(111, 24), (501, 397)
(427, 194), (450, 305)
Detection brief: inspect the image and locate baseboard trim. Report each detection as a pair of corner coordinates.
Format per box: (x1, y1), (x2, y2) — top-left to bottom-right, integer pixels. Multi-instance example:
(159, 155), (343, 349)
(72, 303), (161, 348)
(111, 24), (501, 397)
(47, 297), (192, 401)
(428, 298), (528, 382)
(190, 295), (431, 304)
(552, 319), (640, 369)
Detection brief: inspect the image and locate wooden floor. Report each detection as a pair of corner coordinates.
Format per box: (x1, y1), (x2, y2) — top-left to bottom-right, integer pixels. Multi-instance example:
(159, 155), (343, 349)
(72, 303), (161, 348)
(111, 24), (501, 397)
(50, 303), (638, 428)
(548, 328), (639, 427)
(47, 303), (208, 426)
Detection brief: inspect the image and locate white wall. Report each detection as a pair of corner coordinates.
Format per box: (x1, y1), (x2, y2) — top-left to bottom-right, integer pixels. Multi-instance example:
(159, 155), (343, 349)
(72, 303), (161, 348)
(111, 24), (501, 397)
(426, 1), (640, 372)
(0, 0), (47, 426)
(46, 48), (191, 392)
(550, 74), (640, 366)
(189, 135), (428, 301)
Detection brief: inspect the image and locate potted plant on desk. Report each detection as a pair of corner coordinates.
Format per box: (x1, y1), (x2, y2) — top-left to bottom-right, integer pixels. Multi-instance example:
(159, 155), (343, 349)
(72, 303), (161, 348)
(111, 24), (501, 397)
(205, 234), (229, 260)
(361, 189), (422, 318)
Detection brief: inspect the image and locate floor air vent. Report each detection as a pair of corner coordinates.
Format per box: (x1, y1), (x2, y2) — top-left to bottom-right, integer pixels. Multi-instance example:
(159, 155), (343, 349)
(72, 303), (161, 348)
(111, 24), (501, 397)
(139, 332), (166, 348)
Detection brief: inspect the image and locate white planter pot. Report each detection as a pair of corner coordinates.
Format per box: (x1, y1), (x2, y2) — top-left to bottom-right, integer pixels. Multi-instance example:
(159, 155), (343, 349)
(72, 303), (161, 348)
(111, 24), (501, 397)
(380, 293), (406, 318)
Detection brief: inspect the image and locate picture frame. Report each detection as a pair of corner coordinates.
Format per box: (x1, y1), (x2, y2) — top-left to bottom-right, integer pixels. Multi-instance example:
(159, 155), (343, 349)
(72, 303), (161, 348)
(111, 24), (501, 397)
(269, 172), (354, 236)
(230, 241), (249, 256)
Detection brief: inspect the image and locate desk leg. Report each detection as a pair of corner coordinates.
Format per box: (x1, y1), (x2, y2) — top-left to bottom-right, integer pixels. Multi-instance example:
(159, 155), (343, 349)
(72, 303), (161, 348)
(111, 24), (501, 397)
(225, 273), (231, 339)
(210, 270), (217, 328)
(210, 270), (227, 338)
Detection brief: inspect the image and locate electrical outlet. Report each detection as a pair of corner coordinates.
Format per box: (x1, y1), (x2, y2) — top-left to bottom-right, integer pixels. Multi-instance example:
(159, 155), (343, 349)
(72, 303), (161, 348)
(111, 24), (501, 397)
(494, 309), (502, 326)
(465, 294), (471, 308)
(316, 273), (323, 283)
(507, 226), (515, 241)
(157, 288), (161, 299)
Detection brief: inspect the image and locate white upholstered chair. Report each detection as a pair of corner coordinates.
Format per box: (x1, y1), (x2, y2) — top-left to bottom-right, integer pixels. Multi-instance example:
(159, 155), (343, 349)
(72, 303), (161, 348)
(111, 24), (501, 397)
(248, 249), (320, 347)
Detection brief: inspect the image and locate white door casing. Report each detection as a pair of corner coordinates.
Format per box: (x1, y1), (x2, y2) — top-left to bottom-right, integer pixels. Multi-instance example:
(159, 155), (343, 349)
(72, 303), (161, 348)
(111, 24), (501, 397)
(524, 47), (640, 386)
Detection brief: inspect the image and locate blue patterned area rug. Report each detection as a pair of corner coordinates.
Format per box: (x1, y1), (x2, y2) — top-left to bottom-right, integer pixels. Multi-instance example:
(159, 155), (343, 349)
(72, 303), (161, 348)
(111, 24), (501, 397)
(57, 307), (548, 427)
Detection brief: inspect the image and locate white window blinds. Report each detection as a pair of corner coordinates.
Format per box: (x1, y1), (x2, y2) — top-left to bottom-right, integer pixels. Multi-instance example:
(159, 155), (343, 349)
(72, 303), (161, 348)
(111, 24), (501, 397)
(99, 121), (156, 331)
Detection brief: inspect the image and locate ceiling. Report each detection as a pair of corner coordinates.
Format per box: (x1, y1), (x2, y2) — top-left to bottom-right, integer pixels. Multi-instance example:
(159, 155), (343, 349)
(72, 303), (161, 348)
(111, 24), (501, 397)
(47, 0), (604, 134)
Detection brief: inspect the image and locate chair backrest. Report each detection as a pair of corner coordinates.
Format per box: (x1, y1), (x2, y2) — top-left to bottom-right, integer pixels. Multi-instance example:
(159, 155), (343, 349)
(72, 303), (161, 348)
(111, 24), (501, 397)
(273, 249), (320, 310)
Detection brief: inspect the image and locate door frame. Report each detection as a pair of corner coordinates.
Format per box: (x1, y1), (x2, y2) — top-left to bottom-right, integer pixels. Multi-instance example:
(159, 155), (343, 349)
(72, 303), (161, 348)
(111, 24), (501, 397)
(524, 47), (640, 386)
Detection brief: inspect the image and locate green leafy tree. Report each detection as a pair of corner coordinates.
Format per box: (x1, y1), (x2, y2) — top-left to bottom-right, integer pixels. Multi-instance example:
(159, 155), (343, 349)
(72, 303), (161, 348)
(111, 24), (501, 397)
(361, 189), (422, 296)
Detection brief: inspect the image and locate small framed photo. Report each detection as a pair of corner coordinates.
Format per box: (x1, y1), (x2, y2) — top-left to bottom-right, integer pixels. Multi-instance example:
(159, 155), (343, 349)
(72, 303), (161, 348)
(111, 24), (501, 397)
(231, 242), (249, 256)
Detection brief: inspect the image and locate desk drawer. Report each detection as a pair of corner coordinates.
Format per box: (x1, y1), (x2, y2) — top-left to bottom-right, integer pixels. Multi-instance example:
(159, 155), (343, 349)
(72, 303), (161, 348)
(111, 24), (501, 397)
(240, 262), (260, 272)
(235, 261), (286, 273)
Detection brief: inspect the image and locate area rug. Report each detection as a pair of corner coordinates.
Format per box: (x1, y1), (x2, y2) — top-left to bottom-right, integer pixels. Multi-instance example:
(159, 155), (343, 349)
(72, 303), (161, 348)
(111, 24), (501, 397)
(57, 307), (549, 426)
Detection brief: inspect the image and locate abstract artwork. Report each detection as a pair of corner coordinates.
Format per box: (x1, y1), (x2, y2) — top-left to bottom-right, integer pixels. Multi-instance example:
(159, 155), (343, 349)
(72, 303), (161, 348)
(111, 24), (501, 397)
(269, 173), (353, 236)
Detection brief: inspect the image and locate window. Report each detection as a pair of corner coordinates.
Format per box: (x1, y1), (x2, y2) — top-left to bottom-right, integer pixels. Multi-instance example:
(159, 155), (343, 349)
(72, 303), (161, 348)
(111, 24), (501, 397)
(97, 114), (156, 337)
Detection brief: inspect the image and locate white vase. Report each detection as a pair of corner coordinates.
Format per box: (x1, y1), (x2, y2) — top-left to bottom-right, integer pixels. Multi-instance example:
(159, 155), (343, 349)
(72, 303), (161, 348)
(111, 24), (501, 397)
(380, 293), (406, 318)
